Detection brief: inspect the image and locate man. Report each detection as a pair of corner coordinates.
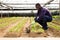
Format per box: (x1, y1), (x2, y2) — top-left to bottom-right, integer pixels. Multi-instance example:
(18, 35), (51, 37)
(26, 3), (52, 34)
(35, 3), (52, 31)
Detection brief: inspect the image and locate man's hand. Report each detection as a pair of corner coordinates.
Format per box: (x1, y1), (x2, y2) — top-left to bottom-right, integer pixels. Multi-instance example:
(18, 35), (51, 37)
(34, 16), (39, 22)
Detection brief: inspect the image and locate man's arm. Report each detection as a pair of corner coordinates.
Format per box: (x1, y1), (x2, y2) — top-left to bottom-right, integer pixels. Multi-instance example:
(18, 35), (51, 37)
(34, 8), (46, 22)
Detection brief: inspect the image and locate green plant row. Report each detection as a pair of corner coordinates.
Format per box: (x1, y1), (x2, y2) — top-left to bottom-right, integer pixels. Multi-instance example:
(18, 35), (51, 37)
(0, 17), (22, 28)
(48, 22), (60, 30)
(9, 17), (29, 32)
(30, 17), (44, 32)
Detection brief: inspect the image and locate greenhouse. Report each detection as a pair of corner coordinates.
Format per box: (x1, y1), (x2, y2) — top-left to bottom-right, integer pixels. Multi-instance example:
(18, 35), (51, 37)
(0, 0), (60, 37)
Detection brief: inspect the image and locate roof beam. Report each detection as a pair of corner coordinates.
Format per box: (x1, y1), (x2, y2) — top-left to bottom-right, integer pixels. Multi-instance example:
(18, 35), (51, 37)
(43, 0), (54, 7)
(0, 2), (13, 9)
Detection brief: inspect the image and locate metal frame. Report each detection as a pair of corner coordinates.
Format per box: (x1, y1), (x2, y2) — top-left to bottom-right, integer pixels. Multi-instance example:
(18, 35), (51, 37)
(0, 8), (59, 11)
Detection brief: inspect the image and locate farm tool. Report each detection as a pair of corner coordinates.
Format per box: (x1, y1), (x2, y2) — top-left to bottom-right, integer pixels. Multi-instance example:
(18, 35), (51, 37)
(26, 21), (35, 33)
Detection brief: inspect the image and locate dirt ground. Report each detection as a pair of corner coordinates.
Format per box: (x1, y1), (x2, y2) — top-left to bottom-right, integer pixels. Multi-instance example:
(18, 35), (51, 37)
(0, 19), (60, 37)
(0, 20), (21, 37)
(4, 19), (60, 37)
(4, 27), (60, 37)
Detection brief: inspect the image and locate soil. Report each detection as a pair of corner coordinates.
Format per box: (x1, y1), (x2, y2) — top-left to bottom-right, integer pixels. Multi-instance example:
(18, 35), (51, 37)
(0, 19), (21, 37)
(4, 20), (60, 37)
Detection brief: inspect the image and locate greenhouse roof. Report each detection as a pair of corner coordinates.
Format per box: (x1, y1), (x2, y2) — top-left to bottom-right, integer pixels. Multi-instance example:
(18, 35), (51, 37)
(0, 0), (59, 9)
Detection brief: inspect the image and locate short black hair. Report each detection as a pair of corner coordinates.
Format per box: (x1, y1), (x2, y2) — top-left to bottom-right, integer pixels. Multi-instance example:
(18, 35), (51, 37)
(35, 3), (41, 6)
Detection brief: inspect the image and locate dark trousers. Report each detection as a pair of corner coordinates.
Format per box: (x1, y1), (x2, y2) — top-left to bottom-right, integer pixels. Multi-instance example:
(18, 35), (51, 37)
(35, 16), (52, 30)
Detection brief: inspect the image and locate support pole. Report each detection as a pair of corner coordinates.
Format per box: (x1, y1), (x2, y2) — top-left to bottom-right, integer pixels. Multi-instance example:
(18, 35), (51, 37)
(1, 10), (2, 18)
(59, 0), (60, 15)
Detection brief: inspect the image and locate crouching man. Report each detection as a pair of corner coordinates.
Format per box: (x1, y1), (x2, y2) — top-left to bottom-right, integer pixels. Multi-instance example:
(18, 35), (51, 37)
(35, 3), (52, 33)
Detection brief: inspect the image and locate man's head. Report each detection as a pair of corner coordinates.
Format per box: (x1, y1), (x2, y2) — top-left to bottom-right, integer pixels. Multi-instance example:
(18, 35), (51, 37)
(35, 3), (41, 10)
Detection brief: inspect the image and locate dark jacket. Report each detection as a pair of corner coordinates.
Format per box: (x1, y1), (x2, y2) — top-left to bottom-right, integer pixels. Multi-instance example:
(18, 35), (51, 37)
(36, 7), (52, 20)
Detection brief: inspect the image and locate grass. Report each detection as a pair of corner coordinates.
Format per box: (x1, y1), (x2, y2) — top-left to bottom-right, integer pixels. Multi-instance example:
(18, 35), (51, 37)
(0, 17), (21, 28)
(30, 17), (44, 32)
(31, 23), (44, 32)
(48, 21), (60, 30)
(30, 16), (60, 32)
(0, 16), (60, 33)
(9, 17), (29, 32)
(47, 15), (60, 30)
